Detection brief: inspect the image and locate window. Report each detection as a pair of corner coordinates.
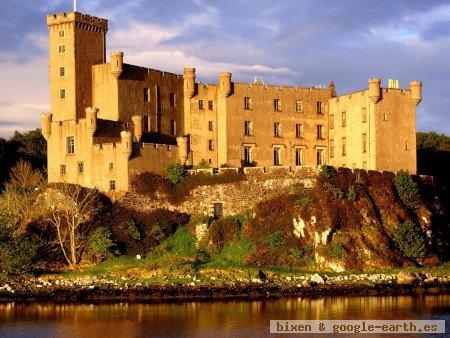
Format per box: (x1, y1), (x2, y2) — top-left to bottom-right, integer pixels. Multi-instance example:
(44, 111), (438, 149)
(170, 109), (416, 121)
(317, 102), (323, 114)
(362, 133), (367, 153)
(243, 146), (253, 164)
(143, 116), (149, 132)
(77, 162), (84, 173)
(170, 120), (176, 135)
(363, 161), (367, 170)
(66, 136), (75, 154)
(273, 147), (282, 166)
(59, 66), (65, 77)
(330, 114), (334, 129)
(58, 30), (65, 37)
(60, 164), (66, 175)
(109, 180), (116, 191)
(109, 162), (114, 171)
(405, 141), (409, 150)
(274, 122), (281, 137)
(208, 100), (213, 110)
(199, 100), (204, 109)
(296, 124), (303, 138)
(295, 100), (303, 113)
(274, 99), (281, 111)
(330, 140), (334, 158)
(383, 112), (388, 121)
(169, 93), (175, 107)
(295, 148), (303, 166)
(244, 121), (253, 136)
(59, 89), (66, 99)
(342, 111), (346, 127)
(317, 125), (324, 139)
(208, 139), (214, 151)
(208, 121), (214, 131)
(244, 97), (251, 110)
(317, 149), (324, 165)
(143, 88), (150, 102)
(58, 45), (66, 54)
(342, 137), (346, 156)
(362, 108), (367, 123)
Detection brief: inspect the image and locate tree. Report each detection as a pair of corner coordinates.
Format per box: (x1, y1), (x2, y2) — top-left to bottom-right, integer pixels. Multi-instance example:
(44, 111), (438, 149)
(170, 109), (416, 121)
(38, 184), (107, 266)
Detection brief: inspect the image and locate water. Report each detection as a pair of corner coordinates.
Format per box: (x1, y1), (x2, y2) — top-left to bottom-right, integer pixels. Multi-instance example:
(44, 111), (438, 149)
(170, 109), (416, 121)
(0, 295), (449, 337)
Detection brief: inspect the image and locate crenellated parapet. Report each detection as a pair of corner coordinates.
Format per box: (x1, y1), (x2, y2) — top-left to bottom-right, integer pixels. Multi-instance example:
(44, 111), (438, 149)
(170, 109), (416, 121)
(46, 12), (108, 32)
(183, 67), (196, 98)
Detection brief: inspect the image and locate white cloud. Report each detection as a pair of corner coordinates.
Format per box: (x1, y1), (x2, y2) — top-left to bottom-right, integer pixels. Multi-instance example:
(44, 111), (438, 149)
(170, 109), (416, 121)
(0, 54), (49, 137)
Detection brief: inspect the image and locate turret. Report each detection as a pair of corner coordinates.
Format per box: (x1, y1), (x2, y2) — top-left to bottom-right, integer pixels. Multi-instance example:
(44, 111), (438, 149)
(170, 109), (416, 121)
(329, 81), (336, 97)
(131, 115), (143, 141)
(177, 136), (189, 164)
(110, 51), (124, 78)
(368, 78), (381, 103)
(41, 113), (52, 140)
(121, 131), (132, 159)
(85, 107), (98, 134)
(183, 67), (196, 98)
(219, 72), (232, 98)
(410, 81), (422, 106)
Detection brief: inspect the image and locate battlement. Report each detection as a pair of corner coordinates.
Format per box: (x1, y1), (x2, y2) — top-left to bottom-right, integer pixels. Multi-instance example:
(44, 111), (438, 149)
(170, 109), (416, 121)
(233, 82), (331, 91)
(46, 12), (108, 31)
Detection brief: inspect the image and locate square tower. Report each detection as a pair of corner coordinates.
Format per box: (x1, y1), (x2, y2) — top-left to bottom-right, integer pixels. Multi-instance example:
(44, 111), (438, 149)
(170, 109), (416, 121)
(46, 12), (108, 121)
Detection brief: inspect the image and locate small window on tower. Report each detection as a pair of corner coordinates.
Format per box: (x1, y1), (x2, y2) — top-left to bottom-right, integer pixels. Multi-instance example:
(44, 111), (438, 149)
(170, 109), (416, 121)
(170, 120), (176, 135)
(274, 99), (281, 111)
(317, 102), (323, 114)
(208, 100), (213, 110)
(109, 180), (116, 191)
(244, 97), (251, 110)
(169, 93), (175, 107)
(77, 162), (84, 173)
(199, 100), (204, 110)
(144, 88), (150, 102)
(295, 100), (303, 113)
(58, 30), (65, 37)
(208, 121), (214, 131)
(59, 67), (65, 77)
(208, 139), (214, 151)
(60, 89), (66, 99)
(60, 164), (66, 175)
(109, 162), (114, 171)
(58, 45), (66, 54)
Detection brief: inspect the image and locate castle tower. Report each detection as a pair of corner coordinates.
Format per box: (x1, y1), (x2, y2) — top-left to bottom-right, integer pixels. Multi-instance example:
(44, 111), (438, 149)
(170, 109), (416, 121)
(46, 12), (108, 121)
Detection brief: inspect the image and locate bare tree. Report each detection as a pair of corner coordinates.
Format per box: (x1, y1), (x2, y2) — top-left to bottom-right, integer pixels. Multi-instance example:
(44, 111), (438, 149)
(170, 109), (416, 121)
(38, 184), (104, 266)
(6, 160), (44, 191)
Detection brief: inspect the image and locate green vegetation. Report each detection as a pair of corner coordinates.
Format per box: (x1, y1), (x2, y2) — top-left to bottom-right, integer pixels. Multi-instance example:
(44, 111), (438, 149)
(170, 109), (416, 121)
(88, 227), (115, 261)
(158, 227), (196, 257)
(266, 231), (284, 251)
(394, 220), (426, 259)
(347, 185), (357, 201)
(323, 182), (345, 199)
(207, 240), (253, 268)
(394, 170), (420, 209)
(164, 163), (188, 185)
(319, 165), (336, 179)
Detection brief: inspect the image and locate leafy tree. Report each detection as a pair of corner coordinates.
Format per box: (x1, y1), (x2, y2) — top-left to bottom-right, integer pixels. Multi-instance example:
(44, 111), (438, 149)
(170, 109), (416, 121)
(394, 170), (420, 209)
(165, 163), (188, 185)
(394, 220), (426, 259)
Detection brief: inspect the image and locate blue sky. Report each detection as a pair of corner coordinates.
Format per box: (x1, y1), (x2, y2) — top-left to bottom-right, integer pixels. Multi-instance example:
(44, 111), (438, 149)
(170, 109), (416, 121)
(1, 0), (450, 136)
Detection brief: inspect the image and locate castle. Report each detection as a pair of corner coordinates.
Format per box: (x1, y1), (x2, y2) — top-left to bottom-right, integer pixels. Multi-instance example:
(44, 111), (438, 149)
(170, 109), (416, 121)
(41, 11), (422, 192)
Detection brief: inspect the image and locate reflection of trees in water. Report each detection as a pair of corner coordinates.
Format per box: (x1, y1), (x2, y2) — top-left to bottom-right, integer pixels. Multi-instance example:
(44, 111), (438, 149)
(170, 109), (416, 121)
(0, 295), (449, 336)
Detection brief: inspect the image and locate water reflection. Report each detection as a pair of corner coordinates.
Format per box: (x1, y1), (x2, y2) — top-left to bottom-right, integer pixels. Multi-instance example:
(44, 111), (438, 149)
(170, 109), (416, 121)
(0, 295), (449, 337)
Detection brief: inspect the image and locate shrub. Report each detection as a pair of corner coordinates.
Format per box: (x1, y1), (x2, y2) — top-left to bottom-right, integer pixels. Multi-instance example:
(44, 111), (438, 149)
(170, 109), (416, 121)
(207, 216), (241, 252)
(159, 227), (196, 257)
(165, 163), (188, 186)
(330, 242), (346, 259)
(294, 195), (315, 207)
(266, 231), (284, 251)
(291, 245), (315, 265)
(394, 220), (426, 259)
(194, 159), (209, 169)
(319, 165), (336, 179)
(188, 213), (212, 227)
(0, 236), (38, 276)
(323, 182), (345, 199)
(127, 222), (141, 241)
(88, 227), (115, 260)
(347, 185), (357, 201)
(209, 240), (253, 268)
(394, 170), (420, 209)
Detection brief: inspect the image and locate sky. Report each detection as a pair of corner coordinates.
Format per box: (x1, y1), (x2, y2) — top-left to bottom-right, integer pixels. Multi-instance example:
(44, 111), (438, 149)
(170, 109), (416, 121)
(1, 0), (450, 137)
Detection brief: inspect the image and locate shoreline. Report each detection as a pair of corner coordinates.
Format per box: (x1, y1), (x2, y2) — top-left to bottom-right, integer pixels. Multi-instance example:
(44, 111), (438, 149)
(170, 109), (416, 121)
(1, 279), (449, 304)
